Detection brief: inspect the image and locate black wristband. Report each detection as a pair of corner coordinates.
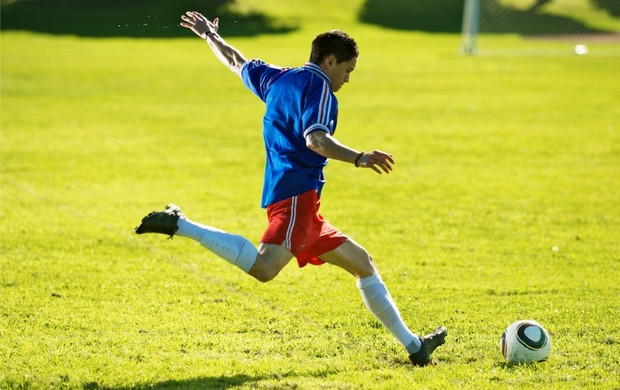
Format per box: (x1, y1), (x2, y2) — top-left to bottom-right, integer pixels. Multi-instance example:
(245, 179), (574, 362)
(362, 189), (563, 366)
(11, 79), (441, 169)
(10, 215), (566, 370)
(354, 152), (364, 167)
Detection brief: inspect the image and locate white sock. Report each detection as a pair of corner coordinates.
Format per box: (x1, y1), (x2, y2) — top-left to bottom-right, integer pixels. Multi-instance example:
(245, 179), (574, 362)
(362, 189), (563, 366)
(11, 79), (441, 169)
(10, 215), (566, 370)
(176, 218), (257, 273)
(357, 273), (421, 354)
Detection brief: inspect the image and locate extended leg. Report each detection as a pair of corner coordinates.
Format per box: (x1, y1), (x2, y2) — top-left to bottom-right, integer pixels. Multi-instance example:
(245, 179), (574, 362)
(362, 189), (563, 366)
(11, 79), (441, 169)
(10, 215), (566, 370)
(135, 204), (293, 281)
(319, 239), (446, 366)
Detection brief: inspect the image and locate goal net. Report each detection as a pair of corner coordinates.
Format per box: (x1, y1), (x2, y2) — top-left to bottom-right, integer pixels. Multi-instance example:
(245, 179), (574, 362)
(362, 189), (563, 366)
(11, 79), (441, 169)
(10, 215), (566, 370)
(462, 0), (620, 55)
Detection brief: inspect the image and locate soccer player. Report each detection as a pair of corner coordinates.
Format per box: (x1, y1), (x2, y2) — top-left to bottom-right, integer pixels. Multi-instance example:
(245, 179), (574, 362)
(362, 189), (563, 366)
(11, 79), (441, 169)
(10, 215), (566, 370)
(136, 11), (447, 366)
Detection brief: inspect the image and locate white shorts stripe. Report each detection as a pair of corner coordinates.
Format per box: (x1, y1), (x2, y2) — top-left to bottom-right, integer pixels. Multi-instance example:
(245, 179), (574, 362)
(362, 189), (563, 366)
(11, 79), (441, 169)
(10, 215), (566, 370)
(285, 196), (298, 250)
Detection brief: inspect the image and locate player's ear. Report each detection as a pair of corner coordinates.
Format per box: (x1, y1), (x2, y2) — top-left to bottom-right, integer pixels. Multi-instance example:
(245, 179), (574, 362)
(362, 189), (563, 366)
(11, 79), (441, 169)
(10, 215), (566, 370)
(323, 54), (337, 69)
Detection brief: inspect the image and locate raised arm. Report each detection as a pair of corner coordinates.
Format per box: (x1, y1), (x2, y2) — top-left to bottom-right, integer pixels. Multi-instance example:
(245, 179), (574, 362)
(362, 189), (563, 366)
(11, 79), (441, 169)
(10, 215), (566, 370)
(180, 11), (248, 75)
(306, 131), (395, 174)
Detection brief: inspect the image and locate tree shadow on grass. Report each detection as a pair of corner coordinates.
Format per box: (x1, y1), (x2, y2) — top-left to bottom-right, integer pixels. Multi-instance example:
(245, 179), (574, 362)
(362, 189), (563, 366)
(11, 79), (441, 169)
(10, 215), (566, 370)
(591, 0), (620, 17)
(358, 0), (464, 33)
(0, 0), (297, 38)
(479, 0), (614, 35)
(358, 0), (618, 35)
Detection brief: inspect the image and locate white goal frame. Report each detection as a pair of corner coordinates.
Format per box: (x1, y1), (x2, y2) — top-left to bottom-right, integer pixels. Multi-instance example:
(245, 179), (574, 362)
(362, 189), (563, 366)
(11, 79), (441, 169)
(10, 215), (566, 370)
(462, 0), (480, 55)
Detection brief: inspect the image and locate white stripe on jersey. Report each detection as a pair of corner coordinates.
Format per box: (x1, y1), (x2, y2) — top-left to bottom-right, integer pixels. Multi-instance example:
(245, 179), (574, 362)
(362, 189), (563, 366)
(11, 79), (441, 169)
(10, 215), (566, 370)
(318, 82), (331, 126)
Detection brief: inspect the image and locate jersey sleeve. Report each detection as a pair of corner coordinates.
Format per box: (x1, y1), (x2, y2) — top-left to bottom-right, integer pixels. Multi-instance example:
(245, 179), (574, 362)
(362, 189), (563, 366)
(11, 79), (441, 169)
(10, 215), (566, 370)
(241, 59), (284, 103)
(302, 81), (336, 138)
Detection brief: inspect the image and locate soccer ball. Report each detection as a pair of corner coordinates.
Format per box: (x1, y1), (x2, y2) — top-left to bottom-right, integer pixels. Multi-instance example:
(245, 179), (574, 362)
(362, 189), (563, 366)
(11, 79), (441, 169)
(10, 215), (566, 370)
(574, 44), (589, 55)
(500, 320), (551, 364)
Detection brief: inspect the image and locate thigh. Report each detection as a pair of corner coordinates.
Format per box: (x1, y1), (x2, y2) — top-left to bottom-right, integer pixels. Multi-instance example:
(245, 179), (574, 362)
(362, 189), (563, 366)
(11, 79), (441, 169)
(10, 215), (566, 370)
(257, 242), (294, 265)
(318, 239), (377, 279)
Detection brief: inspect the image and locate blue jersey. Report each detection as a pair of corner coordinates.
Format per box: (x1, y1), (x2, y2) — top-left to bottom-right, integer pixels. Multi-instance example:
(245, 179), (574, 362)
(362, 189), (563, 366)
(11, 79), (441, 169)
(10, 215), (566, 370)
(241, 59), (338, 208)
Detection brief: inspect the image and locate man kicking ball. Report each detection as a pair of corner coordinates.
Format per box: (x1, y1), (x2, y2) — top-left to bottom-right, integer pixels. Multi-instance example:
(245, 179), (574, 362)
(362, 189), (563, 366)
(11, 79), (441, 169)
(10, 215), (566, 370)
(136, 11), (446, 366)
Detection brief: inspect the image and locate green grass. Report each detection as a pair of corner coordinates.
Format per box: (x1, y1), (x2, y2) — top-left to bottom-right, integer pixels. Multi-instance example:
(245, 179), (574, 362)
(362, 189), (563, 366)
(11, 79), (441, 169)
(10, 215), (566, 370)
(2, 0), (620, 388)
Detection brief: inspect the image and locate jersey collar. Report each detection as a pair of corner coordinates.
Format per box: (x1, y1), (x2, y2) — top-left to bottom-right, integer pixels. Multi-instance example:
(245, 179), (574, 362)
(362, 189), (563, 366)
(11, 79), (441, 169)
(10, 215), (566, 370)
(303, 62), (332, 87)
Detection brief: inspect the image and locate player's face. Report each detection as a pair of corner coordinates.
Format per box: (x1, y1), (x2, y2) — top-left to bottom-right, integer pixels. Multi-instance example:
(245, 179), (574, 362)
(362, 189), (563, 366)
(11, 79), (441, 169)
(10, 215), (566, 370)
(325, 57), (357, 93)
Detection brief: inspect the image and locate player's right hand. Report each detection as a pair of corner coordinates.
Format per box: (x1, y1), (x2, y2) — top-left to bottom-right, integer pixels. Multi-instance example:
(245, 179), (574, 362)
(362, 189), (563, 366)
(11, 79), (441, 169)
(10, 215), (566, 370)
(180, 11), (219, 39)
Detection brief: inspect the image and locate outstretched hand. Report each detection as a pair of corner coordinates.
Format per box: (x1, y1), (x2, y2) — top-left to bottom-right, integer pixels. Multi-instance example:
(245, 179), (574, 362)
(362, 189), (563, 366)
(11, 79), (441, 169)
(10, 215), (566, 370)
(357, 151), (395, 174)
(180, 11), (219, 39)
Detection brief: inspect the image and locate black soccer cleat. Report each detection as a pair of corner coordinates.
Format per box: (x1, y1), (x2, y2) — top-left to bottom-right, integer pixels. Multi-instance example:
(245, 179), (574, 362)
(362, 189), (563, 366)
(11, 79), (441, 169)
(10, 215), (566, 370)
(409, 326), (448, 367)
(135, 203), (184, 238)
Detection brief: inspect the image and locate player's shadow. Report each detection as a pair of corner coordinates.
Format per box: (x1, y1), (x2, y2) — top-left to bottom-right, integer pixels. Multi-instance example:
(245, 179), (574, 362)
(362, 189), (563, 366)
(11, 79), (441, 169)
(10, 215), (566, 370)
(94, 373), (263, 389)
(358, 0), (618, 35)
(0, 0), (297, 38)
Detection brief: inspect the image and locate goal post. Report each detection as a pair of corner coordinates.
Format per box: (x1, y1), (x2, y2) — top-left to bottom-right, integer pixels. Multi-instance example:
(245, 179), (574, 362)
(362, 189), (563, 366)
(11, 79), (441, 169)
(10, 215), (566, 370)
(460, 0), (620, 56)
(462, 0), (480, 55)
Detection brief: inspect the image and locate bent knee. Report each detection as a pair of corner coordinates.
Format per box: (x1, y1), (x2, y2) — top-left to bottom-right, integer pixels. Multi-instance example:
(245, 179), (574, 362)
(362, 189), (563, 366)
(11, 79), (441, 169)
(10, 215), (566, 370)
(249, 245), (293, 282)
(251, 268), (278, 283)
(358, 258), (377, 278)
(248, 261), (281, 283)
(345, 253), (377, 279)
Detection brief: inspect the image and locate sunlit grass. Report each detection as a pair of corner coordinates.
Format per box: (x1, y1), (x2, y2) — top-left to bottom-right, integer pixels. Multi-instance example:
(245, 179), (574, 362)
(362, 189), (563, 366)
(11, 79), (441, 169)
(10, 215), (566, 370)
(2, 4), (619, 387)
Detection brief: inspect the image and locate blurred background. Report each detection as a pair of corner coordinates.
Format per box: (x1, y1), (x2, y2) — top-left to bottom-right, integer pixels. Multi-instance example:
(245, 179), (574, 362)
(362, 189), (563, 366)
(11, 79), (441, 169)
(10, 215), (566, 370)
(2, 0), (619, 48)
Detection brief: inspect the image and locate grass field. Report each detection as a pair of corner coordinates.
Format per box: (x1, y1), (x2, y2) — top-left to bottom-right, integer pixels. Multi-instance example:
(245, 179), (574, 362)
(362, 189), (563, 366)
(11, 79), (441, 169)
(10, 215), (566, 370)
(2, 0), (619, 388)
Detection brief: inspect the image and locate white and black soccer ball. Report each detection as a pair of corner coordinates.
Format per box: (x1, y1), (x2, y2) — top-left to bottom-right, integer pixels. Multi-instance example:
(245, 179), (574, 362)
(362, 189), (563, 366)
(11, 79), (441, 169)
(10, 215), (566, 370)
(500, 320), (551, 363)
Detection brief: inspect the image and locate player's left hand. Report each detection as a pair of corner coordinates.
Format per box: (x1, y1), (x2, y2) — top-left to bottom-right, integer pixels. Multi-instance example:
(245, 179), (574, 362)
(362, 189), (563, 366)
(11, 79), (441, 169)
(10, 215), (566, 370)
(358, 151), (395, 174)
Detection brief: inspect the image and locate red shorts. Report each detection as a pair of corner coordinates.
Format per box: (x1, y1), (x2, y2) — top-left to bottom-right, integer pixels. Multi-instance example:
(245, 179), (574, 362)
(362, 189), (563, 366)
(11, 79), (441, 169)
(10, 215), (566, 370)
(261, 190), (348, 268)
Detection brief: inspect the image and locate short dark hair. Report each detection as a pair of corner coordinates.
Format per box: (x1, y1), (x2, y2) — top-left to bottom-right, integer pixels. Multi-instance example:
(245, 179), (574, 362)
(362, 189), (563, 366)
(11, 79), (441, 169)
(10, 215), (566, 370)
(309, 30), (359, 64)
